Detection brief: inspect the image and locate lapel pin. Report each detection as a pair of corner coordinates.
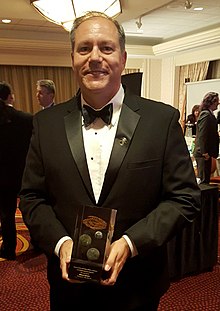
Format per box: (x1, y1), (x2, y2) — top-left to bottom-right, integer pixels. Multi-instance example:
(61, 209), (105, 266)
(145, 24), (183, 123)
(119, 137), (128, 146)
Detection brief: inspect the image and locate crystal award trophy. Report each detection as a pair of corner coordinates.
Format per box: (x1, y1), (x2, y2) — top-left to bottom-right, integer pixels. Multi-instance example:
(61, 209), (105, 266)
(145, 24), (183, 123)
(68, 205), (117, 283)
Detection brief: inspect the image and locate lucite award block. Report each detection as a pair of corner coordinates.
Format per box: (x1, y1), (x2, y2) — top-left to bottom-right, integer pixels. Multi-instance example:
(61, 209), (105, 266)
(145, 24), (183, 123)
(68, 205), (117, 283)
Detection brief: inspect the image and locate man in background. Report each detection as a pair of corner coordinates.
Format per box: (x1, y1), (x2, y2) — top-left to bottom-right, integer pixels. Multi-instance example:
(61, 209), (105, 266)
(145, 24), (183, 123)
(193, 91), (220, 184)
(36, 79), (56, 109)
(0, 81), (33, 260)
(216, 109), (220, 124)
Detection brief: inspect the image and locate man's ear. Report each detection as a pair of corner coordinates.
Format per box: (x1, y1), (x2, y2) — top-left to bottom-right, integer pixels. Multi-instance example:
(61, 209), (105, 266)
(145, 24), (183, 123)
(122, 51), (127, 69)
(71, 51), (74, 70)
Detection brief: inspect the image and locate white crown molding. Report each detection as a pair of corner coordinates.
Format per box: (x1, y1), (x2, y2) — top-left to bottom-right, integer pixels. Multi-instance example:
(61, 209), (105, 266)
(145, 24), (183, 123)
(126, 45), (154, 58)
(0, 27), (219, 60)
(153, 27), (220, 56)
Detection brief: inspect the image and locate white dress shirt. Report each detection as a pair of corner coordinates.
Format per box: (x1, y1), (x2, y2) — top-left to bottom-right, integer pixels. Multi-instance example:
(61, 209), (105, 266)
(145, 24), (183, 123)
(82, 87), (123, 201)
(55, 85), (137, 257)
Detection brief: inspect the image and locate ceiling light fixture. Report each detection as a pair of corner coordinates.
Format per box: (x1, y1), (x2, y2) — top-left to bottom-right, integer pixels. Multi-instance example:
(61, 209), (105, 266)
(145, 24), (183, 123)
(194, 7), (203, 11)
(30, 0), (122, 32)
(184, 0), (193, 10)
(1, 19), (12, 24)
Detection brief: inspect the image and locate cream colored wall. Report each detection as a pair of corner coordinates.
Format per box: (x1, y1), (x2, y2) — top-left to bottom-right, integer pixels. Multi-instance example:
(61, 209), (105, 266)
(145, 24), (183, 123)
(1, 27), (220, 108)
(155, 27), (220, 107)
(141, 58), (161, 101)
(126, 27), (220, 107)
(158, 45), (220, 108)
(125, 46), (162, 101)
(160, 57), (176, 107)
(174, 44), (220, 66)
(126, 42), (220, 107)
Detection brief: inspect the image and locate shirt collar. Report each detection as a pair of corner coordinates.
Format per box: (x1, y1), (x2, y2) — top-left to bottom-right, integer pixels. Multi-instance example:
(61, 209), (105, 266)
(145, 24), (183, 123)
(81, 84), (124, 126)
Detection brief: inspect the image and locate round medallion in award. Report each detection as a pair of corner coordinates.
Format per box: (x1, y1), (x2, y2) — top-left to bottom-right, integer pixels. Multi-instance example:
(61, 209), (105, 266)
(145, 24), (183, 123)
(79, 234), (92, 247)
(86, 248), (100, 261)
(95, 231), (103, 239)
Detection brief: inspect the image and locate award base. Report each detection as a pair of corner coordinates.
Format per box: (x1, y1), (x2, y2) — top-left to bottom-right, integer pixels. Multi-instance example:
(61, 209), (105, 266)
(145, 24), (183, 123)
(68, 205), (117, 283)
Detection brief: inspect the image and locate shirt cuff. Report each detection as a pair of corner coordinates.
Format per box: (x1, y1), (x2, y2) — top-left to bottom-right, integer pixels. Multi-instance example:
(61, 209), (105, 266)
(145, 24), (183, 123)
(122, 234), (138, 257)
(54, 236), (72, 257)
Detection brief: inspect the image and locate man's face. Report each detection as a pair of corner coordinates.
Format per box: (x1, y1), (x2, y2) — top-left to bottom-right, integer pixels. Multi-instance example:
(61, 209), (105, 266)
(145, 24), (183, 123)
(210, 96), (220, 112)
(8, 93), (15, 105)
(36, 86), (53, 108)
(71, 17), (127, 101)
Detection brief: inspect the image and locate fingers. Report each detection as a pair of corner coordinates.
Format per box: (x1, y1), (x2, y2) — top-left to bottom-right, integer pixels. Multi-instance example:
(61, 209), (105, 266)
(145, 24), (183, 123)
(59, 237), (131, 285)
(59, 239), (73, 280)
(101, 237), (130, 286)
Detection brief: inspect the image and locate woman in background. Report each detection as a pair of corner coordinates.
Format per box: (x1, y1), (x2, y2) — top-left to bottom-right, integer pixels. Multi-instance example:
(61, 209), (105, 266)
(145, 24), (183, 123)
(185, 104), (200, 136)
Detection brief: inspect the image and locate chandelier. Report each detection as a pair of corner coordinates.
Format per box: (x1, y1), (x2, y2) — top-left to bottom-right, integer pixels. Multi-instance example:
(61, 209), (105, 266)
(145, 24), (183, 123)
(30, 0), (122, 32)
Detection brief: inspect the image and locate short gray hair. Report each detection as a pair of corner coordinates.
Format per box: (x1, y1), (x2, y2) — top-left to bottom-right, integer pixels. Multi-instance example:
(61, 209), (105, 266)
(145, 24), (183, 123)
(70, 11), (126, 52)
(36, 79), (56, 94)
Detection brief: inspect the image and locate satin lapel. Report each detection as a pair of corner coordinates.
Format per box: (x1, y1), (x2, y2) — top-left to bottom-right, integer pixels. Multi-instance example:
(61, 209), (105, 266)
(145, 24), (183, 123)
(64, 101), (94, 201)
(98, 101), (140, 205)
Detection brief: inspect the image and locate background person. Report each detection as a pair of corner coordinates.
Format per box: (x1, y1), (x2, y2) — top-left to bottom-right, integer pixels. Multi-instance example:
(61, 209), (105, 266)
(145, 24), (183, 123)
(0, 82), (33, 260)
(19, 11), (200, 311)
(36, 79), (56, 109)
(193, 92), (220, 184)
(216, 109), (220, 124)
(185, 104), (200, 136)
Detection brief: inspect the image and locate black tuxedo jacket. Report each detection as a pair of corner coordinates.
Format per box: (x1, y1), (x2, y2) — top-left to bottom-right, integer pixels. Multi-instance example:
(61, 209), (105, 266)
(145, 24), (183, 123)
(0, 106), (33, 192)
(193, 109), (219, 158)
(20, 90), (200, 308)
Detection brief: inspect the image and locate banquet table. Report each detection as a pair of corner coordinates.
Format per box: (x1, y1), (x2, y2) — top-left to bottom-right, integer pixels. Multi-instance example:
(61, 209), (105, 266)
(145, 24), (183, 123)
(167, 183), (219, 280)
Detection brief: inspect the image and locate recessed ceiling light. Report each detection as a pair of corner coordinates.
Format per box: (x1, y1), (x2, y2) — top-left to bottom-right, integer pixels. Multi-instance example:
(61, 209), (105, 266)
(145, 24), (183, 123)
(194, 7), (204, 11)
(2, 19), (12, 24)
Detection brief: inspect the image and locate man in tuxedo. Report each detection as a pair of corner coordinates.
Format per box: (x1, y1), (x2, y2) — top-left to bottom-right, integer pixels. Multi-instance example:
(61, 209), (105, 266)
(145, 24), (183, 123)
(217, 109), (220, 124)
(19, 12), (200, 311)
(36, 79), (56, 109)
(0, 82), (33, 260)
(193, 92), (220, 183)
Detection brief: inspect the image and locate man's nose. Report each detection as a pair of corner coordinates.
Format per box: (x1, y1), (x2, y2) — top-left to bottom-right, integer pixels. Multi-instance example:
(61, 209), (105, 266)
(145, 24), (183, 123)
(89, 47), (102, 61)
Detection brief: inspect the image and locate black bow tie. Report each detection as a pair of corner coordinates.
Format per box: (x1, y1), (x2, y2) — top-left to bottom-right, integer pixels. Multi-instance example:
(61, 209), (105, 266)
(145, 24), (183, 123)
(82, 103), (113, 127)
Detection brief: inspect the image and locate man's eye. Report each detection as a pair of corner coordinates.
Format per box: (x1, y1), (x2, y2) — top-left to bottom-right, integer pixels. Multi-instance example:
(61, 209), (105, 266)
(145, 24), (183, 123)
(102, 46), (113, 53)
(79, 47), (90, 54)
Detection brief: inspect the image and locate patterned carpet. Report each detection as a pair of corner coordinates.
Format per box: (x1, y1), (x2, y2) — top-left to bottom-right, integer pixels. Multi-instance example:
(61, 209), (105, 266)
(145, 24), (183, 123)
(0, 209), (50, 311)
(0, 209), (219, 310)
(158, 205), (220, 311)
(158, 265), (220, 310)
(0, 208), (30, 262)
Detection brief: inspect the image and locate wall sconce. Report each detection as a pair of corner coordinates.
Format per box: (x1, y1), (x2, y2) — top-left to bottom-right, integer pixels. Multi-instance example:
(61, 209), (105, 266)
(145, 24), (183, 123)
(30, 0), (122, 32)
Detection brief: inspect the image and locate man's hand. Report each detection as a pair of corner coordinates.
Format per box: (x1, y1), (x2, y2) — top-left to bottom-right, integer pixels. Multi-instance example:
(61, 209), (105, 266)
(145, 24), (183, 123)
(59, 239), (84, 283)
(59, 239), (81, 283)
(101, 237), (130, 286)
